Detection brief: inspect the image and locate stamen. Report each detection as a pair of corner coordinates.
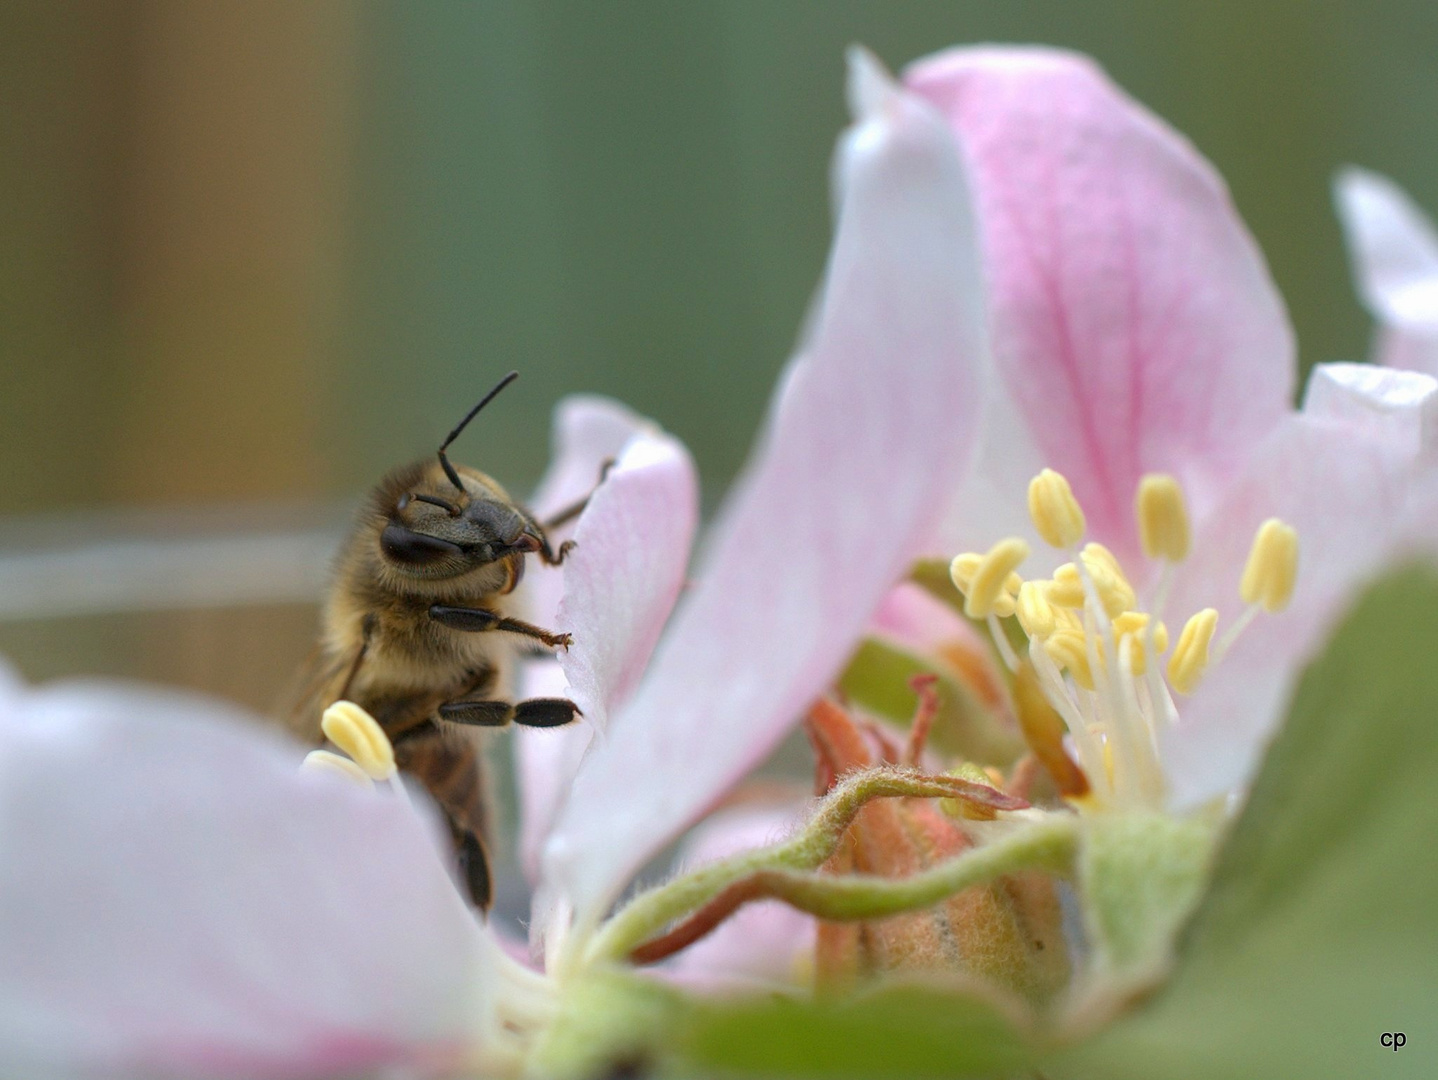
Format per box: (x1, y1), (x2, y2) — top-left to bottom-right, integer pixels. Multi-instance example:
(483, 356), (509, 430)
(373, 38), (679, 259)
(960, 538), (1029, 619)
(1016, 580), (1057, 639)
(1028, 468), (1086, 548)
(301, 749), (374, 789)
(1044, 630), (1095, 691)
(1136, 474), (1191, 562)
(321, 700), (396, 780)
(1112, 611), (1168, 675)
(1168, 609), (1219, 695)
(1239, 518), (1299, 613)
(1049, 558), (1132, 617)
(949, 552), (1020, 618)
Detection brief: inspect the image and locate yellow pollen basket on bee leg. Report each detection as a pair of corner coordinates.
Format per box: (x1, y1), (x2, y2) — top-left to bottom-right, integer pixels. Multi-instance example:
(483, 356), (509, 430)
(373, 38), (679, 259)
(321, 700), (397, 781)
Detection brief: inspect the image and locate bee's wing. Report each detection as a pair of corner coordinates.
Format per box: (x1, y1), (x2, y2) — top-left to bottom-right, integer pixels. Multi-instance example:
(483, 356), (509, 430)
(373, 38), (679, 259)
(275, 643), (354, 745)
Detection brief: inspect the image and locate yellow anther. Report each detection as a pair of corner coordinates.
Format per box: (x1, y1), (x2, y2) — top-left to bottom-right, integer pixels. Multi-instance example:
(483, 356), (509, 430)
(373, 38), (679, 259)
(1112, 611), (1169, 651)
(1015, 580), (1057, 639)
(1047, 563), (1084, 607)
(321, 700), (396, 780)
(950, 553), (1017, 617)
(1048, 555), (1132, 617)
(963, 538), (1030, 619)
(1082, 543), (1137, 613)
(1239, 518), (1299, 613)
(1045, 630), (1095, 691)
(949, 552), (981, 592)
(301, 749), (375, 789)
(1168, 608), (1219, 694)
(1136, 474), (1191, 561)
(1028, 468), (1086, 548)
(1112, 611), (1169, 675)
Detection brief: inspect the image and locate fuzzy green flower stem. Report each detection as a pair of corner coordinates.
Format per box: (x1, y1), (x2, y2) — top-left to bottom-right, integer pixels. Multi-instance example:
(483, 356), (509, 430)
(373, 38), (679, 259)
(583, 766), (1030, 966)
(629, 816), (1079, 964)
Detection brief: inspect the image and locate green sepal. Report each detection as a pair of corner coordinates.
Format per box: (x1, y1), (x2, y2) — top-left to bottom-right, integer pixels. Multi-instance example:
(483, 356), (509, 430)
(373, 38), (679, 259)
(526, 966), (685, 1080)
(1076, 810), (1218, 992)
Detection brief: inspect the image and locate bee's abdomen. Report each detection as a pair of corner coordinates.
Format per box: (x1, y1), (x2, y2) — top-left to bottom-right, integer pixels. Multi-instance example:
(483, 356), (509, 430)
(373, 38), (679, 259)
(396, 731), (486, 838)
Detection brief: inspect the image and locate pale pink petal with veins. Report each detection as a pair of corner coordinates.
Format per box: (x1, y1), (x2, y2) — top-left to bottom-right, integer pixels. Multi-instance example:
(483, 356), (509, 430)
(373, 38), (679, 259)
(909, 46), (1294, 562)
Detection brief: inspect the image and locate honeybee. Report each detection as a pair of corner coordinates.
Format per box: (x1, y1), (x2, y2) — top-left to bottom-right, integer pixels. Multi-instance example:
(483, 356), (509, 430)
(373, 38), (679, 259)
(288, 371), (587, 910)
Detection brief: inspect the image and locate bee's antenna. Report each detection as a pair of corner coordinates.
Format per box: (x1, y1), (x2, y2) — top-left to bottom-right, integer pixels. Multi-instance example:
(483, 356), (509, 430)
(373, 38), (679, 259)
(437, 370), (519, 492)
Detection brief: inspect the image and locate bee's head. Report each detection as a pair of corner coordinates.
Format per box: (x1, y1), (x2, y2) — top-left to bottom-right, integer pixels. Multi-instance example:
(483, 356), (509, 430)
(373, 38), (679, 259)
(370, 371), (540, 585)
(377, 461), (539, 581)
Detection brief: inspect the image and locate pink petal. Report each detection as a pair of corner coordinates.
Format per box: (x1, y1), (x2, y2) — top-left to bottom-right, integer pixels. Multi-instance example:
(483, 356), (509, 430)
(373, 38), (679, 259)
(0, 679), (486, 1079)
(515, 426), (697, 889)
(664, 805), (816, 990)
(556, 431), (699, 730)
(513, 401), (688, 886)
(1334, 167), (1438, 375)
(1161, 404), (1419, 807)
(542, 51), (988, 927)
(514, 661), (592, 887)
(523, 395), (656, 628)
(907, 47), (1294, 562)
(871, 580), (986, 656)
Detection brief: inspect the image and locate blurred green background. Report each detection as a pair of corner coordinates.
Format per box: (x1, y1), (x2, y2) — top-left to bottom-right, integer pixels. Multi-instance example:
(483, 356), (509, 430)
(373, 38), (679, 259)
(2, 0), (1436, 706)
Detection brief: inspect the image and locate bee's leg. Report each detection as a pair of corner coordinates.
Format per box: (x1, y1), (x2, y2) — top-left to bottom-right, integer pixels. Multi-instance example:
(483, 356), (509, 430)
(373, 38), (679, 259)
(439, 697), (581, 728)
(429, 604), (573, 649)
(536, 457), (618, 531)
(438, 700), (513, 726)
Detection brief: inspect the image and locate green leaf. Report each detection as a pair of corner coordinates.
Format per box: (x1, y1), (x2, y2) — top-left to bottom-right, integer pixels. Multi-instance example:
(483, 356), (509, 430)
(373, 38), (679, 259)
(836, 636), (1023, 764)
(1055, 565), (1438, 1080)
(669, 982), (1032, 1079)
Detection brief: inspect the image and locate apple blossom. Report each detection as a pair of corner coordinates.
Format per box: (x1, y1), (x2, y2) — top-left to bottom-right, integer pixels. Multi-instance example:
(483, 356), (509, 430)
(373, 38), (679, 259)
(904, 45), (1437, 814)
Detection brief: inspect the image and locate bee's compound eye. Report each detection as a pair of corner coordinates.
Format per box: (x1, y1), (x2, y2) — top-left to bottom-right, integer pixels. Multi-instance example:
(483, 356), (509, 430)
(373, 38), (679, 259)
(380, 522), (463, 565)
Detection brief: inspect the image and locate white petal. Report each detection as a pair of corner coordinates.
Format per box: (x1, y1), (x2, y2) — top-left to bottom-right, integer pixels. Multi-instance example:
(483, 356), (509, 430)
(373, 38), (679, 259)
(542, 54), (988, 928)
(521, 395), (656, 628)
(1161, 412), (1417, 807)
(1334, 167), (1438, 375)
(0, 679), (487, 1078)
(555, 431), (699, 730)
(1302, 361), (1438, 465)
(514, 662), (593, 889)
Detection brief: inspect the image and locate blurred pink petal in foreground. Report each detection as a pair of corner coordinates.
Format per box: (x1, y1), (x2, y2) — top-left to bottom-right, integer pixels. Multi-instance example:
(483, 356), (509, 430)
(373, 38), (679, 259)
(0, 672), (487, 1079)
